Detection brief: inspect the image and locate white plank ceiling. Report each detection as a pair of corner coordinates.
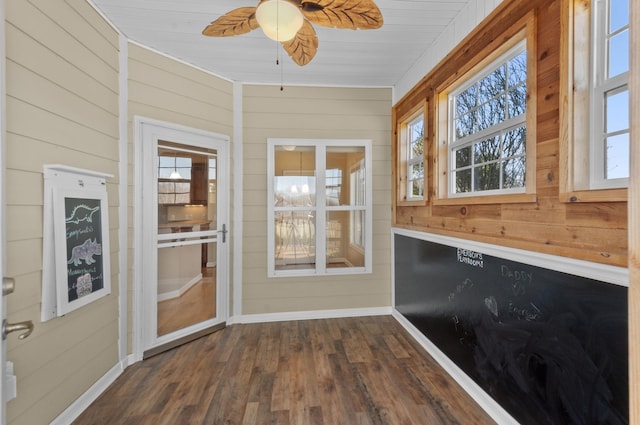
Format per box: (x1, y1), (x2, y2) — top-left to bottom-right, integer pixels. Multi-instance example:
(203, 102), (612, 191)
(90, 0), (472, 88)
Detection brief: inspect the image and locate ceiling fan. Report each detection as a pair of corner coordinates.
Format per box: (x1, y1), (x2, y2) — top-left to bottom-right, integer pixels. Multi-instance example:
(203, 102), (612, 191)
(202, 0), (383, 66)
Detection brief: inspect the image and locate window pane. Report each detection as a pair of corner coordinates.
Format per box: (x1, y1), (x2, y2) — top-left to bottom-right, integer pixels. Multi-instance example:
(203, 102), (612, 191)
(349, 210), (365, 249)
(508, 84), (527, 118)
(410, 162), (424, 180)
(350, 161), (366, 206)
(208, 158), (217, 180)
(609, 0), (629, 33)
(455, 85), (477, 117)
(606, 133), (630, 179)
(605, 88), (629, 133)
(174, 193), (190, 204)
(503, 126), (526, 158)
(508, 51), (527, 86)
(455, 112), (476, 139)
(478, 66), (506, 104)
(158, 194), (174, 204)
(274, 147), (316, 207)
(274, 175), (315, 207)
(327, 147), (365, 206)
(502, 157), (526, 188)
(409, 118), (424, 158)
(455, 169), (472, 193)
(477, 96), (505, 131)
(474, 163), (501, 191)
(608, 30), (629, 78)
(275, 210), (316, 270)
(474, 136), (500, 163)
(455, 146), (472, 168)
(411, 179), (424, 197)
(327, 211), (364, 268)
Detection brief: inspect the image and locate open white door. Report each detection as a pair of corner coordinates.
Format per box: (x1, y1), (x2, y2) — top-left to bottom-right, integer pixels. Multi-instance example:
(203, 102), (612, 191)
(135, 118), (229, 359)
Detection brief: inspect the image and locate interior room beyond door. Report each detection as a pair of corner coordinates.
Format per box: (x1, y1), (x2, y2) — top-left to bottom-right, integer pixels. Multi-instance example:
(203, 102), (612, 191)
(156, 142), (218, 336)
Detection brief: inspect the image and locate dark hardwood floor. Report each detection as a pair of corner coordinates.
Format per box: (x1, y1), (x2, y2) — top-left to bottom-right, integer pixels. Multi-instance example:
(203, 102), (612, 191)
(72, 316), (496, 425)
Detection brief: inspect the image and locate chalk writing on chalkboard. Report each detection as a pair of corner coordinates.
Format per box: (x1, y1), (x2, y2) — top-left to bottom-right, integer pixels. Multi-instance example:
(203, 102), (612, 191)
(457, 248), (484, 268)
(394, 234), (628, 425)
(65, 198), (105, 303)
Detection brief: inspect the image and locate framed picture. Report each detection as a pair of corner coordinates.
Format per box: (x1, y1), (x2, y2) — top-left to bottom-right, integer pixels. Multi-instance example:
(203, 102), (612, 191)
(53, 186), (111, 315)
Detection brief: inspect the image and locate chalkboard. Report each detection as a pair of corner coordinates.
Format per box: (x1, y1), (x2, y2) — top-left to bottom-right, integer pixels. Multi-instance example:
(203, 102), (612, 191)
(394, 233), (628, 425)
(64, 197), (105, 302)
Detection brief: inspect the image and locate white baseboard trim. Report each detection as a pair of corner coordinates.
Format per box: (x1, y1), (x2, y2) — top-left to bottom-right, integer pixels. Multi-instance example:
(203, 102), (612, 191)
(157, 273), (202, 302)
(233, 306), (392, 325)
(50, 360), (126, 425)
(206, 261), (217, 268)
(391, 309), (518, 425)
(127, 352), (143, 365)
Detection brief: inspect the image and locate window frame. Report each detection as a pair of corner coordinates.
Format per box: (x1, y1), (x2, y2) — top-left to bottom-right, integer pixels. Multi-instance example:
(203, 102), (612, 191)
(396, 102), (427, 205)
(349, 158), (366, 251)
(447, 41), (528, 198)
(590, 0), (630, 189)
(435, 12), (537, 205)
(267, 138), (373, 278)
(157, 153), (192, 205)
(560, 0), (629, 202)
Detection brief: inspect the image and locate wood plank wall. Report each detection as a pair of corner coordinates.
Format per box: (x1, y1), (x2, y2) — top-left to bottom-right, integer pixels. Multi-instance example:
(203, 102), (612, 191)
(391, 0), (628, 267)
(5, 1), (120, 423)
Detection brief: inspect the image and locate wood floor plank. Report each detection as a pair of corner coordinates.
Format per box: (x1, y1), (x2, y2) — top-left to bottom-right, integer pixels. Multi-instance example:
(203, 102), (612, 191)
(72, 316), (496, 425)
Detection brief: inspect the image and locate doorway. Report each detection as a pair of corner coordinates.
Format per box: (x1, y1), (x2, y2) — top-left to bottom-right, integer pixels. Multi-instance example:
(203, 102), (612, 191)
(136, 118), (229, 358)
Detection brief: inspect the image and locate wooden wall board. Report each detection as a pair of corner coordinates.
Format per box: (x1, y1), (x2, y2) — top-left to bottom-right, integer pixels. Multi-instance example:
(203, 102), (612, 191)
(391, 0), (628, 268)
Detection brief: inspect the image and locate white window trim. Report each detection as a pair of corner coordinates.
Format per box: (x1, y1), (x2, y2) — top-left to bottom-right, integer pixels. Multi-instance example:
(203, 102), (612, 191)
(447, 40), (528, 198)
(396, 103), (427, 205)
(589, 0), (630, 189)
(267, 138), (373, 278)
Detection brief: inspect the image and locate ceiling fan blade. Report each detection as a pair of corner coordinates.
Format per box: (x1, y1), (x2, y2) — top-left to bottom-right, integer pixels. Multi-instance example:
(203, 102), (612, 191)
(202, 7), (260, 37)
(300, 0), (383, 30)
(281, 20), (318, 66)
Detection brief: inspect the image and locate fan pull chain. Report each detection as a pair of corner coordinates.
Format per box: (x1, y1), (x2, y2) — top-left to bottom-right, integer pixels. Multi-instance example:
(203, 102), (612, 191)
(276, 0), (284, 91)
(280, 52), (284, 91)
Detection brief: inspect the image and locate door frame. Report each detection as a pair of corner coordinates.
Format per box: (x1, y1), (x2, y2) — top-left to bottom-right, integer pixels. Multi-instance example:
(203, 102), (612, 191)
(133, 116), (230, 360)
(1, 0), (7, 421)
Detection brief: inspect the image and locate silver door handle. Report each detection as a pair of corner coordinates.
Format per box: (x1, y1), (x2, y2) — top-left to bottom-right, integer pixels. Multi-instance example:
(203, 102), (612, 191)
(3, 319), (34, 340)
(3, 277), (15, 296)
(217, 224), (228, 243)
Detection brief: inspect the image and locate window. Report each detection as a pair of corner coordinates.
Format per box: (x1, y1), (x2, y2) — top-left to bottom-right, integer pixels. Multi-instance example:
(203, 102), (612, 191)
(561, 0), (629, 200)
(268, 139), (372, 277)
(349, 159), (365, 249)
(449, 43), (527, 196)
(436, 16), (536, 204)
(397, 105), (426, 203)
(591, 0), (629, 188)
(157, 152), (192, 204)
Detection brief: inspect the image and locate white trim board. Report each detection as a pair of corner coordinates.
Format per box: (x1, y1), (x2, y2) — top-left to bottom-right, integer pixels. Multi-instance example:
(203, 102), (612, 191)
(230, 306), (392, 325)
(49, 361), (126, 425)
(391, 227), (629, 287)
(392, 310), (519, 425)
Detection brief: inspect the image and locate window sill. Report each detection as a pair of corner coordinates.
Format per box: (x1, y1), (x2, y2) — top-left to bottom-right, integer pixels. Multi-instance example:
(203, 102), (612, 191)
(560, 188), (627, 203)
(397, 198), (428, 207)
(433, 193), (537, 206)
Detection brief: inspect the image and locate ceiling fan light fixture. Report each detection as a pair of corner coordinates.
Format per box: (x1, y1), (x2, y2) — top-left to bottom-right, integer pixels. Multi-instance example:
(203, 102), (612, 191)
(255, 0), (304, 42)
